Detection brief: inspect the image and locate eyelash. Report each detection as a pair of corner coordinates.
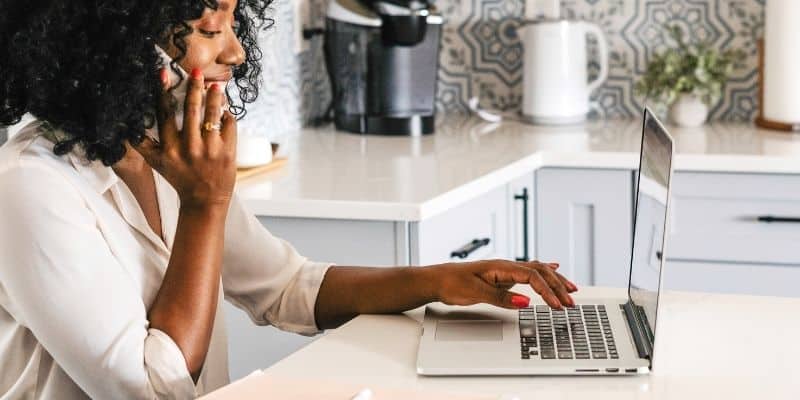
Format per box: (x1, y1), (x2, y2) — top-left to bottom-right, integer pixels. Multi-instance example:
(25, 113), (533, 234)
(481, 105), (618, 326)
(198, 28), (221, 37)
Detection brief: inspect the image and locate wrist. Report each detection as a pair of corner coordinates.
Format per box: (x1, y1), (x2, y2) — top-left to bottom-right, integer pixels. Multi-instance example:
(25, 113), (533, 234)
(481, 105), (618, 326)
(179, 202), (229, 219)
(412, 265), (445, 304)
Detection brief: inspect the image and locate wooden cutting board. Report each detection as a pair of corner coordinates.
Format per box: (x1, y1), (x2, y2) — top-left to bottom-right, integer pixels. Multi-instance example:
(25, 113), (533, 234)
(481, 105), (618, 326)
(235, 157), (287, 181)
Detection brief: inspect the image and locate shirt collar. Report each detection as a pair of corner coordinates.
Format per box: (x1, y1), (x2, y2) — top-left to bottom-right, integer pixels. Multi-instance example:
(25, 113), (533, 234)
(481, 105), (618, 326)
(67, 151), (119, 195)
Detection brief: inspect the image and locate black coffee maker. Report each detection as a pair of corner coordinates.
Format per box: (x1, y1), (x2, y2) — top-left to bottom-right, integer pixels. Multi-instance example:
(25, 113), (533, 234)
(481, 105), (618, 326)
(325, 0), (442, 136)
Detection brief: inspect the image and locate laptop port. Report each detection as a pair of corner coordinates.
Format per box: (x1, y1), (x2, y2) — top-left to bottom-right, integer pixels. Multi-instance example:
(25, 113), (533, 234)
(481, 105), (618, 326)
(575, 369), (599, 373)
(605, 368), (619, 373)
(625, 368), (638, 373)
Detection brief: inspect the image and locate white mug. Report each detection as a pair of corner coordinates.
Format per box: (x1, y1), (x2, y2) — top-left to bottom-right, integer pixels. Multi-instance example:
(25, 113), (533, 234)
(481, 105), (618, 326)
(519, 20), (608, 124)
(236, 128), (272, 168)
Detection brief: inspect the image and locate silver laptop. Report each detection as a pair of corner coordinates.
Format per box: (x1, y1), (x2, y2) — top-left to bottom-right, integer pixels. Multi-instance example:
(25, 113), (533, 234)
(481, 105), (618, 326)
(417, 108), (674, 376)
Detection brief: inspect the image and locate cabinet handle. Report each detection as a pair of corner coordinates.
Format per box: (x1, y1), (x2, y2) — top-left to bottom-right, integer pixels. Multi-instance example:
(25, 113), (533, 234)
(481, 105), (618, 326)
(514, 188), (530, 262)
(757, 215), (800, 223)
(450, 238), (491, 259)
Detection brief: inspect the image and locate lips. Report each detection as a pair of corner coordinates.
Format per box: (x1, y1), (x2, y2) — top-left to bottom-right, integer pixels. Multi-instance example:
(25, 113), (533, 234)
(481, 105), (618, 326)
(204, 72), (233, 89)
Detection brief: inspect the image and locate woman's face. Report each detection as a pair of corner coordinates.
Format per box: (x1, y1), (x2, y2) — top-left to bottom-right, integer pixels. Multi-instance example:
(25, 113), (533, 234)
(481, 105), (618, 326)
(165, 0), (245, 89)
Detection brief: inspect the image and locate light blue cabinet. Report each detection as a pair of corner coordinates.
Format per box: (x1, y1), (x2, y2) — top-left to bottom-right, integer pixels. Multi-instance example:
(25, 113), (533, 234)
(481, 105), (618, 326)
(534, 168), (800, 296)
(227, 167), (800, 378)
(534, 168), (633, 287)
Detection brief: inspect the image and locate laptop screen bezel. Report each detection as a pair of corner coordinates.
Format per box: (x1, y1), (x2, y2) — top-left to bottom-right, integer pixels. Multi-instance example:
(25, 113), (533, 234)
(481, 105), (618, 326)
(625, 107), (675, 363)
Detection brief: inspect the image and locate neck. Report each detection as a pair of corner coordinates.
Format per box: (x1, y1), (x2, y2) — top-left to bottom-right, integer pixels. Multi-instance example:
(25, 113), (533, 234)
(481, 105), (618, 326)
(113, 145), (149, 175)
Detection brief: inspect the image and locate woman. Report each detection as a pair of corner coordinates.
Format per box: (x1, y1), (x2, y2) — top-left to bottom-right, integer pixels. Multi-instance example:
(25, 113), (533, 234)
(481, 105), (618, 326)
(0, 1), (576, 398)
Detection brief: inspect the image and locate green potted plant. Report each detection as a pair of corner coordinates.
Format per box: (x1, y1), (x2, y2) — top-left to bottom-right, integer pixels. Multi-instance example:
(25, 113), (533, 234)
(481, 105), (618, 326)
(635, 25), (743, 127)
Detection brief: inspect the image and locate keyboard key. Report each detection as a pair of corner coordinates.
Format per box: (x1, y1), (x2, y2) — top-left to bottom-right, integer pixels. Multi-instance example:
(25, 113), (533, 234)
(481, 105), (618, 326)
(520, 327), (536, 337)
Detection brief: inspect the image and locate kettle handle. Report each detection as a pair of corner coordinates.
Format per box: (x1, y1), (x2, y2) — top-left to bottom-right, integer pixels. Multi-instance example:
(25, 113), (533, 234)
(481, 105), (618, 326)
(584, 23), (608, 94)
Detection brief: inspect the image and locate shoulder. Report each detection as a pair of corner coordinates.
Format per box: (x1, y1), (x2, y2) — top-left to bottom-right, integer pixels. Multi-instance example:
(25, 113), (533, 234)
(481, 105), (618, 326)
(0, 119), (89, 212)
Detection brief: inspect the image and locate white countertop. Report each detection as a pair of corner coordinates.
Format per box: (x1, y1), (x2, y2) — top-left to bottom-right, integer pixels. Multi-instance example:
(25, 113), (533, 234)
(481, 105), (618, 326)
(203, 286), (800, 400)
(237, 117), (800, 221)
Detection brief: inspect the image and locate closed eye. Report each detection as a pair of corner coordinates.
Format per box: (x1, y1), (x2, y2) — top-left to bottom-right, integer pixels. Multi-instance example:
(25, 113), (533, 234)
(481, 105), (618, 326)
(198, 28), (221, 37)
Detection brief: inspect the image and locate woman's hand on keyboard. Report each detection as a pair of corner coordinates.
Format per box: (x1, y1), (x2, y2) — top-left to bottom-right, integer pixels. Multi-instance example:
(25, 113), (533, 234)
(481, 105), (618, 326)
(430, 260), (577, 310)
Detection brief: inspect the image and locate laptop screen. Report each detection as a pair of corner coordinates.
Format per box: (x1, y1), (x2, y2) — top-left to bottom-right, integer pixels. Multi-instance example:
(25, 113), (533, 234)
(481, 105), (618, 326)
(627, 109), (673, 346)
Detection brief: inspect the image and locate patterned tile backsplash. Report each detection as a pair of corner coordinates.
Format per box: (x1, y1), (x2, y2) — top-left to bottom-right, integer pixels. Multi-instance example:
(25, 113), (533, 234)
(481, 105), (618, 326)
(242, 0), (764, 137)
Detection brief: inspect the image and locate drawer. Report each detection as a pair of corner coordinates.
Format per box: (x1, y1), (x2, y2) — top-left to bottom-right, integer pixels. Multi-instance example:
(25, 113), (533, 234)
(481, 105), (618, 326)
(413, 185), (509, 265)
(667, 172), (800, 265)
(664, 261), (800, 298)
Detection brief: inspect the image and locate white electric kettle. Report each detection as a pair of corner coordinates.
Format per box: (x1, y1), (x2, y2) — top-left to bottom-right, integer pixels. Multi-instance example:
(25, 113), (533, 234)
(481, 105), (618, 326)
(518, 20), (608, 124)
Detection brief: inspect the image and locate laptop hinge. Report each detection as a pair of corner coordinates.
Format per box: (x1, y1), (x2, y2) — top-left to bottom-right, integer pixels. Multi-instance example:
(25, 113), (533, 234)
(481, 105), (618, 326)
(622, 301), (653, 361)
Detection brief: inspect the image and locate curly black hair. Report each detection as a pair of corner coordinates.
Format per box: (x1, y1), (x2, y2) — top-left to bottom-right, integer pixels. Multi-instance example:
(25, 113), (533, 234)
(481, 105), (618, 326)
(0, 0), (272, 166)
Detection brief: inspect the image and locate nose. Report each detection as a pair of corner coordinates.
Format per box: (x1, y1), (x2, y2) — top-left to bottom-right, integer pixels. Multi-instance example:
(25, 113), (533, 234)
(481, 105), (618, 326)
(218, 31), (246, 67)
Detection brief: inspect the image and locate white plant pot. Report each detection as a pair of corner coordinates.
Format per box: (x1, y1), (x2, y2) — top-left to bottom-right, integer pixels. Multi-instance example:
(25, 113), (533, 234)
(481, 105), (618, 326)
(669, 94), (709, 127)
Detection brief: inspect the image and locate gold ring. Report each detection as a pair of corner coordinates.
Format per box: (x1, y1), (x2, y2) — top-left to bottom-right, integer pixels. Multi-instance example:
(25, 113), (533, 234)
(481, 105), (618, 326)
(202, 121), (222, 133)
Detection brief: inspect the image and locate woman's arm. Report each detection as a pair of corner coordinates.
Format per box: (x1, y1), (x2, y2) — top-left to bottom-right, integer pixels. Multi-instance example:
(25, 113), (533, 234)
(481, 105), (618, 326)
(134, 69), (237, 379)
(147, 204), (227, 380)
(314, 261), (577, 330)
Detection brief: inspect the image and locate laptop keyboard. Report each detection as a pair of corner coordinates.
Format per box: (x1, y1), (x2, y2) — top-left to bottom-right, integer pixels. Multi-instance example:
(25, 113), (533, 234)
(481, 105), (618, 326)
(519, 305), (618, 360)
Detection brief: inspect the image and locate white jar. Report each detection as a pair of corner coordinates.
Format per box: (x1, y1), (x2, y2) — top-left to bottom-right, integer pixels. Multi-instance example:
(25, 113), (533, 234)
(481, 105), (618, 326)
(669, 93), (709, 127)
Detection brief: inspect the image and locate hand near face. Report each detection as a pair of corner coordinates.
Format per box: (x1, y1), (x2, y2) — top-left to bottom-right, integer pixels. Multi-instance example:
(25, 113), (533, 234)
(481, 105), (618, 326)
(131, 67), (237, 210)
(431, 260), (577, 309)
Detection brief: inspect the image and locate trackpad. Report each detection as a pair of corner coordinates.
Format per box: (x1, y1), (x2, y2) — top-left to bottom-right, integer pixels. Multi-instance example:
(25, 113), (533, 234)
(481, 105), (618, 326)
(434, 320), (503, 341)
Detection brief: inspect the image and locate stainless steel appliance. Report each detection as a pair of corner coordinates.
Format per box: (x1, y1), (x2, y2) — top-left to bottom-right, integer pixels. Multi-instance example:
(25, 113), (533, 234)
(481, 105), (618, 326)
(325, 0), (442, 135)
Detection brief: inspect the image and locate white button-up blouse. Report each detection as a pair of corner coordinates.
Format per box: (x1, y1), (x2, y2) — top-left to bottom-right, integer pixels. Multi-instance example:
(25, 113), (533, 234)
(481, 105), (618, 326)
(0, 119), (332, 399)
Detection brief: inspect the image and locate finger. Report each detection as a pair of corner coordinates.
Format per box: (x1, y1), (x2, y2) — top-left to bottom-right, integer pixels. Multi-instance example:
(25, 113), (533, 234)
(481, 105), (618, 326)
(156, 68), (179, 150)
(546, 263), (578, 292)
(528, 270), (563, 309)
(183, 68), (205, 150)
(538, 266), (575, 307)
(202, 83), (224, 140)
(219, 110), (237, 151)
(483, 288), (530, 310)
(556, 271), (579, 293)
(530, 261), (577, 293)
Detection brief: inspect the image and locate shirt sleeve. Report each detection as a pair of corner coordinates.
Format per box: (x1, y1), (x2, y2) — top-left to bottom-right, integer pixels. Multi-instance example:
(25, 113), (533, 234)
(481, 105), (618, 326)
(221, 193), (332, 336)
(0, 164), (196, 400)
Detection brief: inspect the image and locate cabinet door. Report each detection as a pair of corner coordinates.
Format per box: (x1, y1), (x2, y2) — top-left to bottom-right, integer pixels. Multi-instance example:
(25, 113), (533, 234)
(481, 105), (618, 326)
(536, 168), (632, 287)
(507, 173), (536, 263)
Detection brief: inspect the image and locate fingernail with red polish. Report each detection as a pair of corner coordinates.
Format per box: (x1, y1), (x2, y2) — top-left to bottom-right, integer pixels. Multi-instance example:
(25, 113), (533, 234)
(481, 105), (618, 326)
(159, 68), (169, 85)
(191, 68), (202, 80)
(210, 83), (220, 92)
(511, 295), (530, 308)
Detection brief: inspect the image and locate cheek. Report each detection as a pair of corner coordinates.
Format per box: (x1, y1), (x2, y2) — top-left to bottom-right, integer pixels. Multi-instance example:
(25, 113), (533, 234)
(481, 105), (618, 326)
(177, 36), (218, 73)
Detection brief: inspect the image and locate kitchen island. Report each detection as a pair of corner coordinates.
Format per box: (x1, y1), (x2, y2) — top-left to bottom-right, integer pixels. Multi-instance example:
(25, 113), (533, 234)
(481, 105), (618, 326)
(206, 286), (800, 400)
(227, 116), (800, 378)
